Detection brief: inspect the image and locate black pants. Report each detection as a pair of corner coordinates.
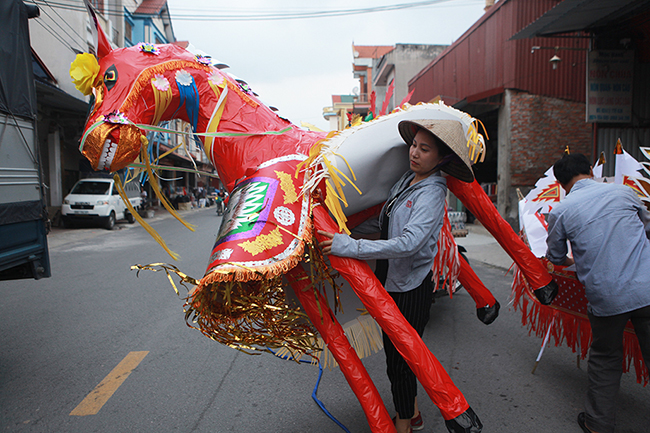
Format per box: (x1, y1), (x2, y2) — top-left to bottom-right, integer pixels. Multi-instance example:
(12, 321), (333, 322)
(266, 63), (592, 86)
(585, 304), (650, 433)
(383, 274), (434, 419)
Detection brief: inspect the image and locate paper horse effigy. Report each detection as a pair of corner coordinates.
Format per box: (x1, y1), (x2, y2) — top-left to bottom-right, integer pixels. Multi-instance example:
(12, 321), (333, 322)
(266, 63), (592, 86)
(70, 9), (558, 432)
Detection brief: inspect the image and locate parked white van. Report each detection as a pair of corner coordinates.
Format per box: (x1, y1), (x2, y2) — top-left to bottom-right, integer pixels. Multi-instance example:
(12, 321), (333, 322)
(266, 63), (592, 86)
(61, 178), (142, 229)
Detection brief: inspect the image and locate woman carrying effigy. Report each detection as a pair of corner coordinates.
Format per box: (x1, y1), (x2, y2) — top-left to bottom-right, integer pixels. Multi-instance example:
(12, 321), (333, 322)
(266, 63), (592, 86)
(319, 118), (482, 433)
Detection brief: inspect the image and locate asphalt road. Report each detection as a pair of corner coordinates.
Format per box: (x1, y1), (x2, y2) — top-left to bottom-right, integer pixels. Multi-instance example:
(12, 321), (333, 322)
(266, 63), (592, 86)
(1, 207), (648, 432)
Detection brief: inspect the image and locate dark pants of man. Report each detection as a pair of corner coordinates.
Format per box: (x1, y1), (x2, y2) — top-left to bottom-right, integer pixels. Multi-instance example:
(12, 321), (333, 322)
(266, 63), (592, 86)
(586, 304), (650, 433)
(383, 274), (434, 420)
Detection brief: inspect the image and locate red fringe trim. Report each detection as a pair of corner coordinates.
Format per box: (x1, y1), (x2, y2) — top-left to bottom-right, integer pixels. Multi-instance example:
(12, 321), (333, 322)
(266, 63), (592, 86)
(511, 266), (648, 386)
(432, 209), (460, 296)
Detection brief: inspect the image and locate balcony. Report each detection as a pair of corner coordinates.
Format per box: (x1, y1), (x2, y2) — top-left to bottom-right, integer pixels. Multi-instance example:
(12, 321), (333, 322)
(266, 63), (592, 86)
(352, 93), (370, 114)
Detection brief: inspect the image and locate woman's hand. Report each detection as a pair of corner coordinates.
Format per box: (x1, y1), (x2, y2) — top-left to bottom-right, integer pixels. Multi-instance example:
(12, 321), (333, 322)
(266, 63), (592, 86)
(317, 230), (335, 255)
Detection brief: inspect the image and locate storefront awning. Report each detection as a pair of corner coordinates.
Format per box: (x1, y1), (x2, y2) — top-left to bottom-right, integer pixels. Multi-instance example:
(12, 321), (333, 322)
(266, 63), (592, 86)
(511, 0), (650, 40)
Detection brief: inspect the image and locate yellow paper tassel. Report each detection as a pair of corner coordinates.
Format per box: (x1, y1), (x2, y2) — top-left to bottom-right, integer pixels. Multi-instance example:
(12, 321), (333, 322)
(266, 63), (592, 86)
(151, 80), (173, 125)
(112, 173), (181, 260)
(141, 136), (196, 232)
(297, 134), (361, 234)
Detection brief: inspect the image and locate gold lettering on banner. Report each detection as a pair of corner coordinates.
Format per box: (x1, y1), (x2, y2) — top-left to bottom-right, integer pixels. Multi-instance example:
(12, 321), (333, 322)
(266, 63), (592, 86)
(238, 227), (283, 256)
(275, 170), (298, 204)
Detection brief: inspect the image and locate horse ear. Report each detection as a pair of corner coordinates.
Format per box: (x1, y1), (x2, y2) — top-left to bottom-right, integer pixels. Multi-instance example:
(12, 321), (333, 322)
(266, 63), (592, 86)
(84, 0), (112, 59)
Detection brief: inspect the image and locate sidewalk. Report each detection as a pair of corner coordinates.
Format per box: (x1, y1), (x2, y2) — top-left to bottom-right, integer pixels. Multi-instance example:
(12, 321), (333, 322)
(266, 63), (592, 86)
(459, 222), (515, 271)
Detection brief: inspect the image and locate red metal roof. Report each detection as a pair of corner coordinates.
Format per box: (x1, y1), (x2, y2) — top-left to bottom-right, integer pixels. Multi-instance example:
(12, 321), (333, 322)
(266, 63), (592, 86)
(134, 0), (167, 15)
(353, 45), (394, 59)
(172, 41), (189, 49)
(409, 0), (589, 105)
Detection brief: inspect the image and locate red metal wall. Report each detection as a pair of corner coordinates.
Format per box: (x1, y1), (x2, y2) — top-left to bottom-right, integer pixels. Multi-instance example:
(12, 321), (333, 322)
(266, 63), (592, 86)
(409, 0), (589, 104)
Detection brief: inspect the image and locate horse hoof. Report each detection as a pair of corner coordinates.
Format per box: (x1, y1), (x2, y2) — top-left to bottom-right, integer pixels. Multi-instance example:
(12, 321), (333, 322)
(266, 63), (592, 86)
(477, 300), (500, 325)
(445, 407), (482, 433)
(533, 279), (558, 305)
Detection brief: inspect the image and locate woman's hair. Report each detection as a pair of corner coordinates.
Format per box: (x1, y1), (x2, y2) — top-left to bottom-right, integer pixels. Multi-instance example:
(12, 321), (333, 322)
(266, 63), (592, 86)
(553, 153), (591, 185)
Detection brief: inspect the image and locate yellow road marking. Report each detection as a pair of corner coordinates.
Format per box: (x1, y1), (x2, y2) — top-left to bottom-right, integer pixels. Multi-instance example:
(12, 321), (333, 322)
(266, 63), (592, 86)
(70, 351), (149, 416)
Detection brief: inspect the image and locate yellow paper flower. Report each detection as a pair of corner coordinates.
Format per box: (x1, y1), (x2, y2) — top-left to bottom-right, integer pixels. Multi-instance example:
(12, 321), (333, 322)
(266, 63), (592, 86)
(69, 53), (100, 96)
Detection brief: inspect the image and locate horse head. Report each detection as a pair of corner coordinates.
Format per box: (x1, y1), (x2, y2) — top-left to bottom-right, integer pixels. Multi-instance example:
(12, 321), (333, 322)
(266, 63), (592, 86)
(73, 42), (205, 172)
(71, 19), (324, 189)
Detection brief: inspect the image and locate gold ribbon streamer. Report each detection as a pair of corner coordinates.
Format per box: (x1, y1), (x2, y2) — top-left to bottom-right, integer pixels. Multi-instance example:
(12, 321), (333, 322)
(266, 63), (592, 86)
(141, 136), (196, 233)
(113, 173), (181, 260)
(204, 79), (228, 158)
(296, 136), (361, 235)
(151, 80), (173, 125)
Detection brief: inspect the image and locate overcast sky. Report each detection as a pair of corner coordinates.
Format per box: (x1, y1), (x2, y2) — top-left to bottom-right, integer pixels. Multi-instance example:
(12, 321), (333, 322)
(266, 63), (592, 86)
(165, 0), (488, 131)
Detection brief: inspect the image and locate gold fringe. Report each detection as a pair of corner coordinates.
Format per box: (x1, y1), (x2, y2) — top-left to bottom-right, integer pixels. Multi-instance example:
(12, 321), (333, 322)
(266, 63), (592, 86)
(136, 219), (341, 358)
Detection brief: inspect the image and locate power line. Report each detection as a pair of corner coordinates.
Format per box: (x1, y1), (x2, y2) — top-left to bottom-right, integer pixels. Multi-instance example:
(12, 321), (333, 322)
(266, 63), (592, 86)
(32, 17), (81, 54)
(26, 0), (483, 22)
(41, 0), (87, 42)
(35, 1), (87, 52)
(25, 0), (125, 19)
(168, 0), (481, 21)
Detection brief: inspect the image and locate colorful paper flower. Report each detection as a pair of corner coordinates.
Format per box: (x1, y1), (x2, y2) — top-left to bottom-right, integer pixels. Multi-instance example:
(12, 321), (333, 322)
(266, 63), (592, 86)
(69, 53), (101, 96)
(175, 70), (193, 86)
(152, 74), (170, 91)
(195, 54), (212, 66)
(208, 71), (224, 87)
(104, 111), (129, 124)
(138, 42), (160, 55)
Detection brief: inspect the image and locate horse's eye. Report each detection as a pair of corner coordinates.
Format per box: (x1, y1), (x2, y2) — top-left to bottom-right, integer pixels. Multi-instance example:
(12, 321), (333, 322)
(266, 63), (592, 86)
(104, 65), (118, 91)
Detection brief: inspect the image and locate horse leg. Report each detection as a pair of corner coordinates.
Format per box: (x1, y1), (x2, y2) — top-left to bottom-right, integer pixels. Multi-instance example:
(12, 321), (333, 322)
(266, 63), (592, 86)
(447, 177), (557, 304)
(457, 257), (500, 325)
(313, 205), (474, 423)
(286, 265), (396, 433)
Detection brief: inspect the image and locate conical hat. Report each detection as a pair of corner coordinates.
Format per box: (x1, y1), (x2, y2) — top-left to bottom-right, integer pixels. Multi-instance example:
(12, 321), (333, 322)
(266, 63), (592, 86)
(398, 119), (475, 183)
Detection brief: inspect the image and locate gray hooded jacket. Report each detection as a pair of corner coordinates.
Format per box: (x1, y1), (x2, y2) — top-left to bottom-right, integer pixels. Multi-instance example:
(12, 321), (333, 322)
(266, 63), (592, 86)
(331, 171), (447, 292)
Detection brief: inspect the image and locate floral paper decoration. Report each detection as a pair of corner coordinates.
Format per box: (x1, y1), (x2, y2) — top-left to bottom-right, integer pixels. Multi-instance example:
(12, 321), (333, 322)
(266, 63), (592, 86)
(208, 71), (225, 87)
(138, 42), (160, 55)
(104, 111), (129, 124)
(152, 74), (170, 91)
(195, 54), (212, 66)
(175, 70), (193, 86)
(69, 53), (101, 96)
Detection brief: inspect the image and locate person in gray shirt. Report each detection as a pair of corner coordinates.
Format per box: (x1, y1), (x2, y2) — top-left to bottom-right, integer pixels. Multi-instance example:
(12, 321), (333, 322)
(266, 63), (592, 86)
(546, 153), (650, 433)
(319, 119), (482, 433)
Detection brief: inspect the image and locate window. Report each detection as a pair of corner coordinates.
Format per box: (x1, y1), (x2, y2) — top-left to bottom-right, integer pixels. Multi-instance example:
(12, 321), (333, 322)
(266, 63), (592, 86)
(90, 0), (104, 14)
(124, 21), (132, 43)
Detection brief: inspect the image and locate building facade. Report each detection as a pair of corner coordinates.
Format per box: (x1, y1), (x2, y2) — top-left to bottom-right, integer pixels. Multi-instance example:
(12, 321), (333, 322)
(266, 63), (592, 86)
(28, 0), (215, 222)
(325, 44), (448, 129)
(372, 44), (447, 114)
(408, 0), (597, 226)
